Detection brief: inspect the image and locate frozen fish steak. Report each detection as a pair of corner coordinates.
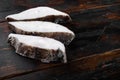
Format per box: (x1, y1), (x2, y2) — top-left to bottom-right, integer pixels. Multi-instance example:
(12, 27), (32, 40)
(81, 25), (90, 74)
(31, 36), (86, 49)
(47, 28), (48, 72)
(8, 33), (67, 63)
(6, 6), (71, 23)
(8, 21), (75, 44)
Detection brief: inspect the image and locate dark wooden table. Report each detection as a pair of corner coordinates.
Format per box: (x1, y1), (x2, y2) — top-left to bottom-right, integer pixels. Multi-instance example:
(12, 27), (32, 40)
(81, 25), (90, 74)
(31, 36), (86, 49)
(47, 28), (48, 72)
(0, 0), (120, 80)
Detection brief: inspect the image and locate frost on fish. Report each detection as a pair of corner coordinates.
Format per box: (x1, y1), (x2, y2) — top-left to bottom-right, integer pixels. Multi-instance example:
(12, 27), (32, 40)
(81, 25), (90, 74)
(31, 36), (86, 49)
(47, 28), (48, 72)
(8, 33), (67, 63)
(8, 21), (75, 45)
(6, 6), (71, 23)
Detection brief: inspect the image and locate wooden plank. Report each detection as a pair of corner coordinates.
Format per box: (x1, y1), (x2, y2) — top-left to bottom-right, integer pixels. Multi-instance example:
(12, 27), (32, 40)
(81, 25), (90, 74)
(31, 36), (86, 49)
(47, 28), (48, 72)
(0, 0), (119, 79)
(11, 0), (120, 9)
(4, 49), (120, 80)
(9, 63), (120, 80)
(0, 0), (120, 22)
(0, 22), (119, 79)
(0, 5), (119, 79)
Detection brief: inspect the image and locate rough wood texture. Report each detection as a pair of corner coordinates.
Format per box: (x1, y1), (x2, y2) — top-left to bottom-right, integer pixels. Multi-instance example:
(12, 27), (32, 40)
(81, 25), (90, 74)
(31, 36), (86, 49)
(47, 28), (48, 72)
(0, 0), (120, 80)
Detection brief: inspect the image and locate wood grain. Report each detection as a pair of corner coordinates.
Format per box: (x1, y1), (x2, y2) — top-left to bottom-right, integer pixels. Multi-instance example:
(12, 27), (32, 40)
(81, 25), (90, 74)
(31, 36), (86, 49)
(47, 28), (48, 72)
(0, 0), (119, 80)
(2, 49), (120, 80)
